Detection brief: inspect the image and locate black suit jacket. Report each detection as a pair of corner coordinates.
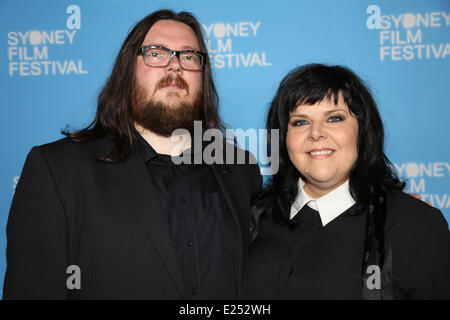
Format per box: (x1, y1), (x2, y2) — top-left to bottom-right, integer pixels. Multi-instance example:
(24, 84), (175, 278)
(3, 137), (262, 299)
(247, 192), (450, 299)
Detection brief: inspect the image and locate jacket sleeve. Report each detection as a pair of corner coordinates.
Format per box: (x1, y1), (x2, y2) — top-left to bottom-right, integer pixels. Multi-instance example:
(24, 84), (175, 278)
(3, 146), (70, 299)
(405, 206), (450, 299)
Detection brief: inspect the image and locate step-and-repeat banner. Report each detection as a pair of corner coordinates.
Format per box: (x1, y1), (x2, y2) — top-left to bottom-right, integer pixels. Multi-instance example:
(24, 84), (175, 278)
(1, 0), (449, 296)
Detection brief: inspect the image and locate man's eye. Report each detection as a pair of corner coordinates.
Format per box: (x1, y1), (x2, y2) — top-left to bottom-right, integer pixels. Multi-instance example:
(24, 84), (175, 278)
(146, 51), (166, 58)
(182, 54), (198, 62)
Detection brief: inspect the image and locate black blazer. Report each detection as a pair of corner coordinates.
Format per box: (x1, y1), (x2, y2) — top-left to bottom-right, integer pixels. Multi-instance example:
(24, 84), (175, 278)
(247, 192), (450, 299)
(3, 137), (262, 299)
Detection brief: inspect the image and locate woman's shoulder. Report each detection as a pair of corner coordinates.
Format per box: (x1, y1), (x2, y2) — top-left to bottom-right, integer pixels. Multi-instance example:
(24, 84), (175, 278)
(386, 191), (448, 236)
(386, 193), (450, 299)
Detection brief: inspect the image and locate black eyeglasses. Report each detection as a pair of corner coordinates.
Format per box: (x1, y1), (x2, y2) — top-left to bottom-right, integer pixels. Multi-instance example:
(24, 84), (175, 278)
(138, 45), (206, 71)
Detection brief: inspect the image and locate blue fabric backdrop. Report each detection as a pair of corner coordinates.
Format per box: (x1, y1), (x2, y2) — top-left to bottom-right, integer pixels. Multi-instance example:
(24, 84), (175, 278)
(1, 0), (449, 297)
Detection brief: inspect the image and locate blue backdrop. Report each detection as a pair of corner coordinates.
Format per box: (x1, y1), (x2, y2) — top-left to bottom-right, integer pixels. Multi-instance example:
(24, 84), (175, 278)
(1, 0), (449, 297)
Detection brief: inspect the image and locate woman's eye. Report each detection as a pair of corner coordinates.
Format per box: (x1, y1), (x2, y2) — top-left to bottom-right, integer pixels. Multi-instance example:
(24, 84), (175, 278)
(327, 115), (344, 123)
(292, 119), (309, 126)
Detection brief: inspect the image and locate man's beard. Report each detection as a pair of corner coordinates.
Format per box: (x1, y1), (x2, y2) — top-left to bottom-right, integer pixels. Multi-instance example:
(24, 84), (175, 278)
(132, 74), (203, 137)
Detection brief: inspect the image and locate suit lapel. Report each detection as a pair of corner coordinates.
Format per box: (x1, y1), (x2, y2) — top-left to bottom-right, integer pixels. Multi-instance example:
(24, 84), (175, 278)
(96, 138), (186, 298)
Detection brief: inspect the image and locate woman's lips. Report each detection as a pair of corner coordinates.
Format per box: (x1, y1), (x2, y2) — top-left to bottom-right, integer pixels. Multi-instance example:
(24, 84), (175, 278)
(307, 148), (335, 159)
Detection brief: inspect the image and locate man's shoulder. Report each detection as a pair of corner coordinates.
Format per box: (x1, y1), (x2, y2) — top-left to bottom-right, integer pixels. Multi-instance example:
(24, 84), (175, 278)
(22, 136), (112, 175)
(223, 141), (258, 166)
(35, 136), (107, 160)
(37, 136), (79, 153)
(221, 142), (262, 192)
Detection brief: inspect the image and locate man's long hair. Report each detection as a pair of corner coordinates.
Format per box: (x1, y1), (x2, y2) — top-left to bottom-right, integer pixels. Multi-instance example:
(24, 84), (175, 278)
(63, 10), (222, 162)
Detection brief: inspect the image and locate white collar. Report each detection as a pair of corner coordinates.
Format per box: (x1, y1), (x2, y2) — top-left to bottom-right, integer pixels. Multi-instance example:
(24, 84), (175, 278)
(290, 179), (356, 226)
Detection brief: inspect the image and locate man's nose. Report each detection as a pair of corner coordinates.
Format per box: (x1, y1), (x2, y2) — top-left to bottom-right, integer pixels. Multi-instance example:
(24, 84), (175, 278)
(165, 54), (182, 73)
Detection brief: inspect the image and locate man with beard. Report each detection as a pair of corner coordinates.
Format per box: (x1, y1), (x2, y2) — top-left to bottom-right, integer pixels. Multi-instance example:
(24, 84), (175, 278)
(3, 10), (262, 299)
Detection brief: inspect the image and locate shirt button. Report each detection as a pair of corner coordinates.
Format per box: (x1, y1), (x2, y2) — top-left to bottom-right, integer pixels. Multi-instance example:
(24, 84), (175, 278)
(188, 240), (194, 247)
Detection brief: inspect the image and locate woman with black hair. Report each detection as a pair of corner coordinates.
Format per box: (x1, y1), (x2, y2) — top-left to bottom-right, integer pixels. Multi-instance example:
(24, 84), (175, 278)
(247, 64), (450, 299)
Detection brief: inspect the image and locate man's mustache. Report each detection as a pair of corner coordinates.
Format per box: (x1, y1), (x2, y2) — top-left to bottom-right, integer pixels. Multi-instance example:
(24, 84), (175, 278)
(155, 74), (189, 91)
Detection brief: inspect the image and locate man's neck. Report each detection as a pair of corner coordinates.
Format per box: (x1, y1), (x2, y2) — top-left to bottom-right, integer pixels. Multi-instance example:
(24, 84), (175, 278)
(135, 124), (191, 156)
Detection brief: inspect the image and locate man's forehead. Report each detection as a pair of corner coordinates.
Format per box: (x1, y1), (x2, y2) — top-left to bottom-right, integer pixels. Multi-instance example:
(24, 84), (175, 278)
(142, 19), (200, 50)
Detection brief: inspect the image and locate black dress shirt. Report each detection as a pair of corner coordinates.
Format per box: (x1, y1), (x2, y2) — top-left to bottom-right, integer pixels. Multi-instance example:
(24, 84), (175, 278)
(138, 135), (238, 299)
